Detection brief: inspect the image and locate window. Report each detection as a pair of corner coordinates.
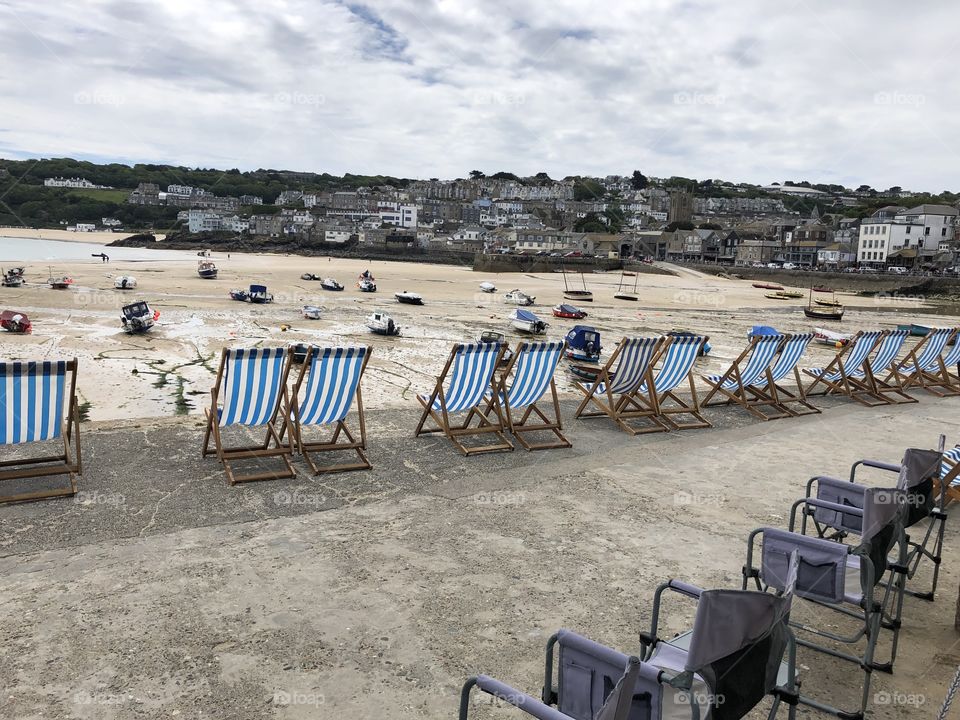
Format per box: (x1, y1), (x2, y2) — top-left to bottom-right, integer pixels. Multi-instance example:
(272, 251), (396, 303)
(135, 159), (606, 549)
(942, 227), (948, 236)
(925, 227), (930, 235)
(882, 226), (887, 234)
(906, 226), (911, 234)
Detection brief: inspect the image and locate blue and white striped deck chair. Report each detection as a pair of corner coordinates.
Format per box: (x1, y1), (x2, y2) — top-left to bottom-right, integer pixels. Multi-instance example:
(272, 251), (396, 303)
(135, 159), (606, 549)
(701, 333), (784, 418)
(202, 347), (295, 485)
(415, 342), (512, 455)
(573, 336), (665, 434)
(630, 334), (711, 432)
(745, 332), (818, 418)
(905, 327), (960, 397)
(0, 359), (81, 504)
(488, 340), (569, 451)
(862, 329), (914, 405)
(886, 327), (955, 394)
(288, 346), (372, 474)
(803, 330), (884, 399)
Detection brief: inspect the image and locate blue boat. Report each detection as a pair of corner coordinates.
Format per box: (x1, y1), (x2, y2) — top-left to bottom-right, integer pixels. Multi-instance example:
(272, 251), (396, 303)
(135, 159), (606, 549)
(667, 330), (711, 356)
(248, 284), (273, 304)
(509, 308), (548, 335)
(565, 325), (602, 363)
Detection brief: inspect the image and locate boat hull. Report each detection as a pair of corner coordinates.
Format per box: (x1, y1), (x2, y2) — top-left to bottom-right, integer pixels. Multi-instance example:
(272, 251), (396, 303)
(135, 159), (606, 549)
(563, 291), (593, 302)
(804, 308), (844, 321)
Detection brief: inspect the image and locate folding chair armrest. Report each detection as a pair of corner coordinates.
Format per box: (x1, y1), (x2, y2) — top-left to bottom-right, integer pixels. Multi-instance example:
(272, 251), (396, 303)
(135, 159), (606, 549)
(797, 496), (864, 518)
(641, 580), (703, 657)
(666, 579), (704, 599)
(460, 676), (572, 720)
(849, 458), (899, 482)
(793, 477), (868, 530)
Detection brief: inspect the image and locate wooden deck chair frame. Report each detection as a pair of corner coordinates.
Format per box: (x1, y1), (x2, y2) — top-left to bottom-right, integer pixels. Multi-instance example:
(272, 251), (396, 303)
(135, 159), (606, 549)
(415, 343), (513, 456)
(742, 334), (819, 419)
(0, 358), (81, 504)
(863, 330), (916, 405)
(803, 330), (884, 403)
(701, 334), (784, 419)
(285, 345), (372, 474)
(201, 347), (296, 485)
(573, 336), (666, 435)
(936, 448), (960, 507)
(489, 340), (569, 451)
(887, 328), (957, 395)
(913, 328), (960, 397)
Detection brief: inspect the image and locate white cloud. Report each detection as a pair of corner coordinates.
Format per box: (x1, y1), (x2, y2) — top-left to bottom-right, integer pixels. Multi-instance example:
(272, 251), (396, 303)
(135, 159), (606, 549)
(1, 0), (958, 190)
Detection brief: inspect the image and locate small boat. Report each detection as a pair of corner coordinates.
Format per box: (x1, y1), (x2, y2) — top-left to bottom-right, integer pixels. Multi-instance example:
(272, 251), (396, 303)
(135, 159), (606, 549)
(568, 363), (601, 382)
(479, 281), (497, 294)
(565, 325), (602, 363)
(812, 286), (834, 293)
(503, 289), (535, 306)
(804, 306), (844, 321)
(509, 308), (548, 335)
(301, 273), (318, 281)
(814, 327), (852, 347)
(553, 303), (587, 319)
(47, 276), (73, 289)
(753, 282), (784, 290)
(114, 275), (137, 289)
(562, 269), (593, 302)
(248, 284), (274, 304)
(814, 299), (842, 308)
(291, 343), (311, 364)
(357, 278), (377, 292)
(320, 277), (344, 291)
(748, 325), (780, 338)
(198, 261), (218, 279)
(120, 301), (158, 334)
(667, 331), (711, 356)
(367, 311), (401, 336)
(229, 288), (249, 301)
(0, 309), (31, 333)
(896, 323), (931, 337)
(301, 305), (322, 320)
(614, 271), (639, 301)
(395, 290), (423, 305)
(358, 269), (375, 282)
(765, 291), (802, 300)
(477, 330), (513, 365)
(2, 268), (25, 287)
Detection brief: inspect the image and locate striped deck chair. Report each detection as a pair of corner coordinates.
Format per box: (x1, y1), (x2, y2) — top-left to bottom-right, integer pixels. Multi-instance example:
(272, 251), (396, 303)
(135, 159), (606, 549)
(201, 347), (295, 485)
(886, 327), (956, 394)
(803, 329), (884, 401)
(701, 333), (784, 418)
(415, 342), (512, 455)
(862, 328), (914, 405)
(936, 445), (960, 506)
(486, 340), (569, 451)
(745, 332), (818, 418)
(287, 346), (372, 474)
(913, 328), (960, 397)
(628, 334), (711, 433)
(573, 336), (665, 435)
(0, 359), (81, 504)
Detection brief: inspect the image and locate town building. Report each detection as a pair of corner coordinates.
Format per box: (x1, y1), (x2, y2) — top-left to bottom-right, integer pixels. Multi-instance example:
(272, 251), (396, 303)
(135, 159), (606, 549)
(127, 183), (161, 206)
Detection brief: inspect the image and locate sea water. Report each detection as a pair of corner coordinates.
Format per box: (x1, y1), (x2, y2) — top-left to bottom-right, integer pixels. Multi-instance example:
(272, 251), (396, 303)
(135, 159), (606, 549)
(0, 235), (198, 263)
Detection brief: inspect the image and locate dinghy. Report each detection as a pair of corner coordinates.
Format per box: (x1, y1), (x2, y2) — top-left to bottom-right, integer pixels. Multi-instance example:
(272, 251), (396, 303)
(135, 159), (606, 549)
(564, 325), (602, 363)
(477, 330), (513, 365)
(503, 289), (535, 306)
(613, 271), (639, 301)
(367, 311), (401, 336)
(814, 327), (852, 347)
(357, 278), (377, 292)
(114, 276), (137, 290)
(301, 305), (322, 320)
(120, 301), (158, 334)
(320, 278), (344, 291)
(0, 310), (31, 333)
(479, 281), (497, 294)
(395, 291), (423, 305)
(562, 269), (593, 302)
(553, 303), (587, 319)
(509, 308), (548, 335)
(197, 261), (218, 279)
(1, 269), (24, 287)
(248, 284), (274, 304)
(229, 288), (248, 302)
(47, 276), (73, 289)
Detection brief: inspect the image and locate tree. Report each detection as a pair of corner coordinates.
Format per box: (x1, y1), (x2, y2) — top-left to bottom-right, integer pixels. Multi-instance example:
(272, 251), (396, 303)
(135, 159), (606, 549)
(574, 212), (608, 233)
(533, 172), (552, 185)
(664, 221), (695, 232)
(490, 171), (520, 181)
(887, 186), (902, 194)
(630, 170), (648, 190)
(469, 170), (485, 179)
(573, 178), (605, 201)
(856, 184), (872, 193)
(697, 222), (722, 230)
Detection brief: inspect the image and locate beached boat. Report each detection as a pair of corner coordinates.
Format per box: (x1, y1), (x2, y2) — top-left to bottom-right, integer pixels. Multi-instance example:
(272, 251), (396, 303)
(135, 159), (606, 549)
(814, 298), (842, 308)
(565, 325), (602, 363)
(765, 291), (802, 300)
(613, 271), (639, 301)
(395, 291), (423, 305)
(567, 363), (600, 382)
(291, 343), (311, 364)
(301, 305), (322, 320)
(114, 275), (137, 290)
(47, 275), (73, 289)
(0, 310), (31, 333)
(553, 303), (587, 319)
(197, 261), (218, 279)
(479, 281), (497, 294)
(753, 282), (784, 290)
(804, 306), (844, 321)
(248, 284), (273, 304)
(562, 270), (593, 302)
(509, 308), (548, 335)
(357, 278), (377, 292)
(2, 270), (24, 287)
(667, 330), (711, 356)
(477, 330), (513, 365)
(321, 277), (344, 291)
(897, 323), (931, 337)
(748, 325), (780, 338)
(814, 327), (852, 347)
(120, 301), (157, 334)
(812, 286), (834, 293)
(367, 311), (401, 336)
(229, 288), (248, 301)
(503, 289), (535, 306)
(301, 273), (318, 281)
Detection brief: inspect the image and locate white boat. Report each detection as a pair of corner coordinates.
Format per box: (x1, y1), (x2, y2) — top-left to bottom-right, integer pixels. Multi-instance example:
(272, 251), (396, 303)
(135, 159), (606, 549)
(366, 311), (401, 336)
(503, 288), (535, 306)
(509, 308), (548, 335)
(476, 330), (513, 365)
(395, 291), (423, 305)
(479, 281), (497, 293)
(120, 301), (157, 334)
(320, 278), (344, 291)
(357, 278), (377, 292)
(301, 305), (322, 320)
(114, 276), (137, 289)
(814, 327), (852, 347)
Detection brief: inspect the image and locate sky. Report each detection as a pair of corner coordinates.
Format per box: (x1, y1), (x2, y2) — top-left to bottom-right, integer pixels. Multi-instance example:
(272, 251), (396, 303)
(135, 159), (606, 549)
(1, 1), (958, 192)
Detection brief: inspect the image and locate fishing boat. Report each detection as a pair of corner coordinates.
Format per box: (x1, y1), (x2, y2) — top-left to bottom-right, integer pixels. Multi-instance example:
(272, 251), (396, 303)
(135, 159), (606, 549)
(120, 301), (158, 334)
(814, 327), (852, 347)
(366, 311), (401, 336)
(395, 290), (423, 305)
(553, 303), (587, 319)
(562, 269), (593, 302)
(814, 298), (842, 308)
(320, 277), (344, 291)
(248, 284), (274, 304)
(47, 275), (73, 289)
(509, 308), (548, 335)
(667, 331), (711, 356)
(357, 278), (377, 292)
(896, 323), (931, 337)
(564, 325), (602, 363)
(613, 271), (639, 301)
(477, 330), (513, 365)
(197, 260), (218, 279)
(753, 282), (784, 290)
(479, 281), (497, 294)
(503, 289), (535, 306)
(301, 305), (322, 320)
(114, 276), (137, 290)
(229, 288), (249, 302)
(804, 287), (843, 321)
(765, 291), (802, 300)
(0, 310), (31, 333)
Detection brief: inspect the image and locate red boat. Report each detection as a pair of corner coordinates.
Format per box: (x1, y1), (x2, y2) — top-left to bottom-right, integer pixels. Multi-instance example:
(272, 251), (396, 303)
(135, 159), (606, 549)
(0, 310), (32, 333)
(812, 286), (834, 293)
(553, 303), (587, 319)
(752, 282), (784, 290)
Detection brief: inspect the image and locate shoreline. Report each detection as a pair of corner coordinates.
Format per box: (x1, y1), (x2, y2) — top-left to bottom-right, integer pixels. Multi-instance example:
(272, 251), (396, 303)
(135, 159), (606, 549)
(0, 227), (166, 245)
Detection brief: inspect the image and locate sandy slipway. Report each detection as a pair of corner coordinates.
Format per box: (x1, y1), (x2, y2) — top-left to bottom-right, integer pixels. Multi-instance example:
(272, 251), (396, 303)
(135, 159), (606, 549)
(2, 397), (960, 719)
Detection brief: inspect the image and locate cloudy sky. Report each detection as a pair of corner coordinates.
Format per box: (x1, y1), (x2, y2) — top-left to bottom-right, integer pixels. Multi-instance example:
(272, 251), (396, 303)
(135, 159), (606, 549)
(1, 1), (957, 190)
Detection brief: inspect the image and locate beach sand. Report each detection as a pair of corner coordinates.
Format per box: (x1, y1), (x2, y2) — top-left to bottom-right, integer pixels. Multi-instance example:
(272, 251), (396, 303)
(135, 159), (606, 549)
(0, 248), (946, 422)
(0, 227), (165, 245)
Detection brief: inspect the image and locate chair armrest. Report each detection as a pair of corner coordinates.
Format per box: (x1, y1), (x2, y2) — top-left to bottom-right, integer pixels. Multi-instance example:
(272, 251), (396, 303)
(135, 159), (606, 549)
(666, 579), (704, 600)
(461, 675), (573, 720)
(799, 497), (864, 518)
(849, 458), (899, 482)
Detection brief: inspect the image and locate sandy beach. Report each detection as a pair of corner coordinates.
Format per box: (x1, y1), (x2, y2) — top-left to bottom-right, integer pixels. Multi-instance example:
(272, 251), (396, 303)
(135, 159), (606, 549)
(0, 227), (165, 244)
(0, 243), (948, 422)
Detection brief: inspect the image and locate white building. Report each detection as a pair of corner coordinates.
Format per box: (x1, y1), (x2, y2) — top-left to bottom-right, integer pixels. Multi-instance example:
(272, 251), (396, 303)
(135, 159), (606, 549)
(857, 204), (957, 265)
(44, 177), (102, 189)
(101, 217), (122, 227)
(377, 202), (417, 228)
(74, 223), (96, 232)
(188, 209), (225, 233)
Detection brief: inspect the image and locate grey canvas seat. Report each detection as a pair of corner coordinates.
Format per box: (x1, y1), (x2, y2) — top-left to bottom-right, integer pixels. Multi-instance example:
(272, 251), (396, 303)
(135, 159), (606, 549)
(744, 487), (907, 720)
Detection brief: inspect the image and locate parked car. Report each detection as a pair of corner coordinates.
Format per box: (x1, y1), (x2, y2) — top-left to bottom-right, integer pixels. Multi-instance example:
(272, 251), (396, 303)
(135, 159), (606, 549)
(887, 266), (908, 275)
(750, 262), (765, 268)
(563, 251), (583, 258)
(549, 252), (562, 257)
(842, 267), (858, 273)
(858, 266), (880, 274)
(766, 262), (780, 269)
(535, 250), (549, 256)
(782, 262), (797, 270)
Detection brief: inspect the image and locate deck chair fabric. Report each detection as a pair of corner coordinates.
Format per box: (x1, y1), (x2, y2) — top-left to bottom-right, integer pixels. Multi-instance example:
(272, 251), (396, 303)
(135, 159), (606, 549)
(202, 347), (295, 485)
(632, 334), (711, 433)
(287, 345), (371, 474)
(701, 334), (784, 418)
(749, 333), (818, 418)
(939, 445), (960, 506)
(415, 342), (512, 455)
(803, 330), (884, 402)
(0, 359), (81, 504)
(914, 329), (960, 396)
(889, 327), (955, 393)
(489, 340), (569, 451)
(863, 329), (913, 404)
(573, 336), (664, 434)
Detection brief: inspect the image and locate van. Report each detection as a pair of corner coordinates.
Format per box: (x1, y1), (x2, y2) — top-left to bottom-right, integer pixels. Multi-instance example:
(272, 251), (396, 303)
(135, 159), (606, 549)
(782, 262), (797, 270)
(887, 266), (908, 275)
